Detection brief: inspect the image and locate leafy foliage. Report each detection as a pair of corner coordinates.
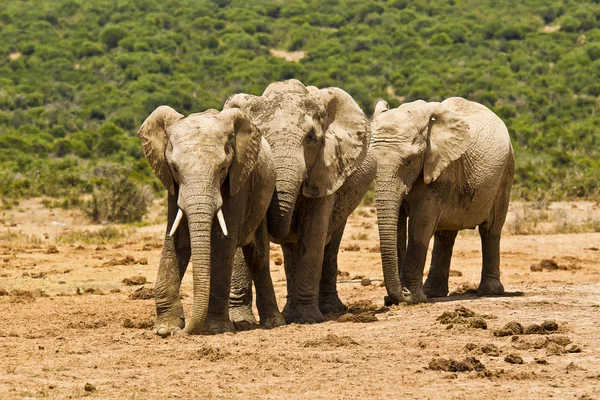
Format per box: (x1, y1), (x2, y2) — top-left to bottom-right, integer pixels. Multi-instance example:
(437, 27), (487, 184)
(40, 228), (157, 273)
(0, 0), (599, 200)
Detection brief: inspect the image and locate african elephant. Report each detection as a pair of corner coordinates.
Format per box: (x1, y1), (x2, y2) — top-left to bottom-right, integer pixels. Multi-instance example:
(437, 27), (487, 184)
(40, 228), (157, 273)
(224, 79), (376, 324)
(138, 106), (284, 336)
(371, 97), (514, 305)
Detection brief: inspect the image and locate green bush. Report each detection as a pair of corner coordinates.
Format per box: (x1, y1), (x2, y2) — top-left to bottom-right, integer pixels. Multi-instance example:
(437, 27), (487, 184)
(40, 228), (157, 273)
(85, 173), (154, 224)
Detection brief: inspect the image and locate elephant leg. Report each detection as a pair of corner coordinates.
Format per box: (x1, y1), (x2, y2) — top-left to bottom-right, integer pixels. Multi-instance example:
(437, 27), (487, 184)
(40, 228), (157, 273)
(285, 196), (334, 324)
(423, 230), (458, 298)
(201, 238), (238, 334)
(154, 193), (191, 338)
(477, 179), (512, 296)
(243, 220), (285, 328)
(229, 248), (256, 327)
(282, 242), (298, 318)
(401, 203), (439, 304)
(319, 223), (347, 315)
(318, 150), (376, 314)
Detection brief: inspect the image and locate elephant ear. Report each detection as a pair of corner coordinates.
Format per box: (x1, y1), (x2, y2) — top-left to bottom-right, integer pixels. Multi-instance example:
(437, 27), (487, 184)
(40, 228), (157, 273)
(223, 108), (262, 196)
(137, 105), (183, 195)
(373, 100), (389, 117)
(223, 93), (257, 114)
(303, 87), (370, 198)
(423, 103), (471, 184)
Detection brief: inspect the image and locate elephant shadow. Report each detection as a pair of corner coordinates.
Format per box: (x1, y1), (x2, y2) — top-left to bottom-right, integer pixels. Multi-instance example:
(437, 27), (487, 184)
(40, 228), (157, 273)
(429, 290), (525, 304)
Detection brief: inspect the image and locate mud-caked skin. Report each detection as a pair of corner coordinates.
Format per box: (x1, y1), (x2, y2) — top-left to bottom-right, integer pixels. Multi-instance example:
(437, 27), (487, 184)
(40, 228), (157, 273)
(225, 80), (376, 324)
(138, 106), (284, 336)
(371, 98), (514, 305)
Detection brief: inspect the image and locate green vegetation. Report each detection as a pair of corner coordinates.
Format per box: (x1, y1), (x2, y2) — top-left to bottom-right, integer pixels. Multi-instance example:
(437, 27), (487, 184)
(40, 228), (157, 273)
(1, 0), (599, 201)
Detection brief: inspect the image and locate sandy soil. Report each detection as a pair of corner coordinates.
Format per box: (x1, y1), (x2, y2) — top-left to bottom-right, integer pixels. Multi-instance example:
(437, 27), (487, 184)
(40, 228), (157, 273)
(0, 198), (599, 399)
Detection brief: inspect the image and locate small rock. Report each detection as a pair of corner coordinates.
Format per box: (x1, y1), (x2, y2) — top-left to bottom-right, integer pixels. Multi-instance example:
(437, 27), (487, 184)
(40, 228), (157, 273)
(360, 278), (372, 286)
(122, 275), (147, 286)
(541, 320), (558, 332)
(546, 335), (571, 346)
(464, 343), (478, 352)
(493, 321), (523, 337)
(525, 324), (545, 335)
(137, 258), (148, 265)
(482, 344), (501, 357)
(46, 246), (59, 254)
(567, 344), (582, 353)
(535, 358), (549, 365)
(84, 383), (96, 392)
(546, 342), (566, 356)
(469, 317), (487, 330)
(504, 353), (524, 364)
(0, 288), (8, 296)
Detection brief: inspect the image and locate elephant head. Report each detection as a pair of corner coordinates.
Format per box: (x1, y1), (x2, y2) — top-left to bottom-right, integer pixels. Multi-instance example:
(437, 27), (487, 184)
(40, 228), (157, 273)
(371, 99), (471, 303)
(224, 79), (370, 238)
(138, 105), (261, 332)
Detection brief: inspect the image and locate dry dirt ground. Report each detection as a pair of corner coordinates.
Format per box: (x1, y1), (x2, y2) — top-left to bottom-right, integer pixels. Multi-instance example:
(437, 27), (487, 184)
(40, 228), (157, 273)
(0, 199), (599, 399)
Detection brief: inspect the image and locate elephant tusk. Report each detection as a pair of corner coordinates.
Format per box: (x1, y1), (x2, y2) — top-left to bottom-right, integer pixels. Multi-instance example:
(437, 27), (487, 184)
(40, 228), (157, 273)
(217, 209), (228, 236)
(169, 208), (183, 237)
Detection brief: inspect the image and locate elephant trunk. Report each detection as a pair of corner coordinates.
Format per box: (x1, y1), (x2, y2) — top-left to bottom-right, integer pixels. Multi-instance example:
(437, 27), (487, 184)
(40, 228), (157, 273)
(267, 158), (303, 239)
(180, 188), (217, 334)
(375, 164), (407, 306)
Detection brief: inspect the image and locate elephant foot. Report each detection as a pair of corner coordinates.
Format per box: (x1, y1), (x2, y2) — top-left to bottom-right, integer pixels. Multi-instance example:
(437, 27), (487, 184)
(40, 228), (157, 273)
(260, 310), (286, 329)
(477, 277), (505, 296)
(401, 286), (429, 305)
(423, 279), (449, 298)
(384, 292), (402, 306)
(319, 293), (348, 315)
(284, 305), (324, 324)
(153, 314), (185, 338)
(201, 315), (236, 334)
(229, 304), (257, 326)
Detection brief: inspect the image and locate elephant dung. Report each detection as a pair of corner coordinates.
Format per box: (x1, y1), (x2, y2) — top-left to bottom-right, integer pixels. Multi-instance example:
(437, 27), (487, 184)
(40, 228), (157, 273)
(428, 357), (485, 372)
(493, 321), (524, 337)
(504, 353), (524, 364)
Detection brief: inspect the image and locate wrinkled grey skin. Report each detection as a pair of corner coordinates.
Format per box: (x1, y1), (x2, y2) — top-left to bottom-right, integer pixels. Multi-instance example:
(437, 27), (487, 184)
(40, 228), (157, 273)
(224, 80), (376, 324)
(372, 97), (514, 305)
(138, 106), (284, 336)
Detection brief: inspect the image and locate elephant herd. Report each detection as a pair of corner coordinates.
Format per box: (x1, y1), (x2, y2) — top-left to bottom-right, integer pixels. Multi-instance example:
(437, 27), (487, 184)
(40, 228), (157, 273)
(137, 79), (514, 336)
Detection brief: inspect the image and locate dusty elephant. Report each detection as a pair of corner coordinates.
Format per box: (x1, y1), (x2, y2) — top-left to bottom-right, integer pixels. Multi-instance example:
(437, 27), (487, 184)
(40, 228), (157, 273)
(138, 106), (284, 336)
(224, 79), (376, 324)
(371, 97), (514, 305)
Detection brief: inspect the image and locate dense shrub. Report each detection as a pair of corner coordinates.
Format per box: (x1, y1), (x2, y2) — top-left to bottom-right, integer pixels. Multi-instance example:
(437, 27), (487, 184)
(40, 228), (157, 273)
(85, 172), (154, 223)
(0, 0), (597, 202)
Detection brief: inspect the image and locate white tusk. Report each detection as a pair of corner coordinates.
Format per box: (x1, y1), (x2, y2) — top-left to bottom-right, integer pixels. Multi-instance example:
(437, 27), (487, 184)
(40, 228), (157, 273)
(216, 209), (228, 236)
(169, 209), (183, 237)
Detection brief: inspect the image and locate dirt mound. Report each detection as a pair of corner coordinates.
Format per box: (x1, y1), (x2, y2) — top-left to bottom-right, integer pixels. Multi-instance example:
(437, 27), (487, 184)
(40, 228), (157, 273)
(428, 357), (485, 372)
(122, 318), (154, 329)
(128, 287), (154, 300)
(437, 306), (488, 329)
(530, 259), (581, 272)
(495, 320), (559, 337)
(493, 321), (524, 337)
(67, 318), (108, 329)
(504, 353), (524, 364)
(101, 255), (142, 267)
(122, 275), (147, 286)
(347, 300), (379, 313)
(449, 283), (479, 295)
(338, 312), (378, 323)
(303, 334), (359, 347)
(196, 345), (230, 361)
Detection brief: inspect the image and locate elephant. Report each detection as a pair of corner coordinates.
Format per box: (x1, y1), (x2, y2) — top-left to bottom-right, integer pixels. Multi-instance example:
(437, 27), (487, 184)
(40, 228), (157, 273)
(138, 105), (284, 336)
(224, 79), (376, 324)
(371, 97), (514, 305)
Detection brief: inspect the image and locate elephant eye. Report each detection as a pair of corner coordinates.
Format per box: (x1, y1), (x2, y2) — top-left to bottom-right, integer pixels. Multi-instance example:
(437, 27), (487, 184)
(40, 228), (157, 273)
(305, 129), (317, 144)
